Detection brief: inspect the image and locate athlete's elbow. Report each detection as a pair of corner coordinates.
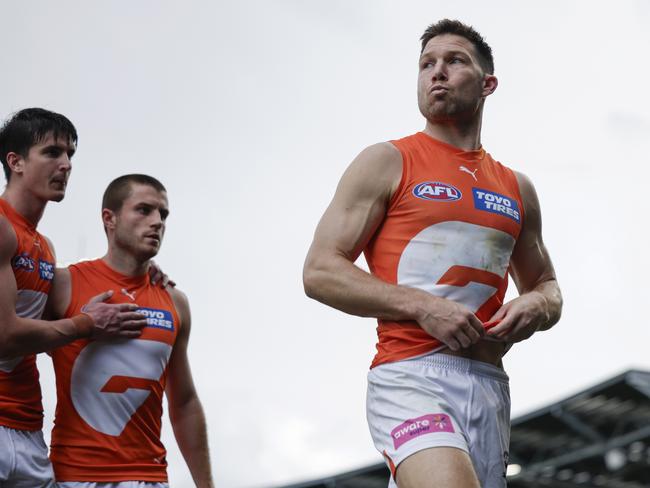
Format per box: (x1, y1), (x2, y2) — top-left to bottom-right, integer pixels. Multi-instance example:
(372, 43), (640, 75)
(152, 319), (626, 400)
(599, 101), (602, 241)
(302, 257), (332, 302)
(302, 265), (321, 300)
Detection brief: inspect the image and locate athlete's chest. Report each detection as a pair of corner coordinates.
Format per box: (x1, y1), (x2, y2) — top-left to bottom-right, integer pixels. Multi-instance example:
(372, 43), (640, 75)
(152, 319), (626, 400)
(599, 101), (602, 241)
(392, 155), (523, 238)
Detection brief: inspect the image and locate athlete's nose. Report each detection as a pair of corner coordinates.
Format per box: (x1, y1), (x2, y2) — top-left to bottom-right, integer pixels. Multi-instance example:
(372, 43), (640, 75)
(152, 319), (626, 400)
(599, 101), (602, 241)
(151, 211), (164, 229)
(59, 154), (72, 171)
(431, 61), (448, 82)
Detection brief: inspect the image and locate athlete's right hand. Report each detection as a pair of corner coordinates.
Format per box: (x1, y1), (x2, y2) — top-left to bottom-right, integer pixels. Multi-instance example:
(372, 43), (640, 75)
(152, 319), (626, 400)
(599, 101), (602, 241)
(414, 293), (485, 351)
(81, 290), (148, 340)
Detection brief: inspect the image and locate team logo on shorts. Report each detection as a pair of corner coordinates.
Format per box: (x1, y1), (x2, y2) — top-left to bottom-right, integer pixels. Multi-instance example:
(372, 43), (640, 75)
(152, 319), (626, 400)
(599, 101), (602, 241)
(38, 260), (54, 281)
(413, 182), (462, 202)
(138, 307), (175, 331)
(391, 413), (455, 450)
(472, 188), (521, 223)
(12, 253), (35, 272)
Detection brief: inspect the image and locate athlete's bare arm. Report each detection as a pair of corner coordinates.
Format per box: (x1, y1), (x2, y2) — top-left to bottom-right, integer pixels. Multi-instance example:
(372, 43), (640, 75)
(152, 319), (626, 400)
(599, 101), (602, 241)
(166, 287), (214, 488)
(303, 143), (485, 351)
(487, 172), (562, 342)
(0, 217), (146, 358)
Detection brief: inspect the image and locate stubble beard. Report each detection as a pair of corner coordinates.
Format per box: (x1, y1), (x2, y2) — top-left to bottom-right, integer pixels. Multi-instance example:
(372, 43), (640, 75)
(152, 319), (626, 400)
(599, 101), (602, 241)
(114, 230), (159, 264)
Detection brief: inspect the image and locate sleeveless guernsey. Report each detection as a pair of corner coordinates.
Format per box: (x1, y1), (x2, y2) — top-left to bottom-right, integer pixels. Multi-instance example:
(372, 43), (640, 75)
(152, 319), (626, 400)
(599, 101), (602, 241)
(50, 259), (180, 482)
(0, 198), (55, 431)
(365, 133), (524, 368)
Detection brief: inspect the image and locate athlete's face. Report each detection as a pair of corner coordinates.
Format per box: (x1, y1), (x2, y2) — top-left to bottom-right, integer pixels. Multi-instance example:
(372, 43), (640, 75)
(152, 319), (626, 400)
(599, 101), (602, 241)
(7, 134), (75, 202)
(110, 184), (169, 261)
(417, 34), (497, 123)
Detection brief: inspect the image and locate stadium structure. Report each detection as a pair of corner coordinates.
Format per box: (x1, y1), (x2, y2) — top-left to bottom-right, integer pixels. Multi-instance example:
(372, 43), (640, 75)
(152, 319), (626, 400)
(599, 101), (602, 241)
(277, 370), (650, 488)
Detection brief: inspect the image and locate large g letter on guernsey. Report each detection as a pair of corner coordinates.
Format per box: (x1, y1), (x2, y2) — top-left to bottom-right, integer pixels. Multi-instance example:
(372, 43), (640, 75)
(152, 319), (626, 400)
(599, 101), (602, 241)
(71, 339), (172, 436)
(397, 221), (515, 311)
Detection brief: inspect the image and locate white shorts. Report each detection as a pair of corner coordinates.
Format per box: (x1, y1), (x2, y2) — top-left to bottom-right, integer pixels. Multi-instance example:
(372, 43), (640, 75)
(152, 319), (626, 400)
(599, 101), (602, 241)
(57, 483), (168, 488)
(0, 425), (55, 488)
(366, 353), (510, 488)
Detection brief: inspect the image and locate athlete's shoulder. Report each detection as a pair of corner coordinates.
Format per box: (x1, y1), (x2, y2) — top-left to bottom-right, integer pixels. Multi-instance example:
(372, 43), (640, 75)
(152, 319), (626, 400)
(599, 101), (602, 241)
(512, 170), (537, 200)
(347, 142), (402, 187)
(0, 214), (18, 259)
(166, 286), (189, 310)
(357, 141), (402, 166)
(165, 286), (191, 329)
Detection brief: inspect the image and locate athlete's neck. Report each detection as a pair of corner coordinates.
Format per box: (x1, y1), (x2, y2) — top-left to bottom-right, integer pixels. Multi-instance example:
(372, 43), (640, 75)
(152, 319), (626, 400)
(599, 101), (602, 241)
(1, 186), (47, 227)
(102, 249), (150, 278)
(423, 115), (483, 151)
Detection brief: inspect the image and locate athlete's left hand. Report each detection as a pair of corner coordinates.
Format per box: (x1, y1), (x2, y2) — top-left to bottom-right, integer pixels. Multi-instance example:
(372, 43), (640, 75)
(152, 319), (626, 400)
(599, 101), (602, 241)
(485, 292), (549, 343)
(148, 260), (176, 288)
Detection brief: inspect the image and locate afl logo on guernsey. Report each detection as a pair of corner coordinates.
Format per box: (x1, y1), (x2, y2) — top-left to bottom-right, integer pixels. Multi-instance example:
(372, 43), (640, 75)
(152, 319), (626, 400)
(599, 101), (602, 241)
(413, 182), (462, 202)
(137, 307), (175, 331)
(12, 253), (35, 271)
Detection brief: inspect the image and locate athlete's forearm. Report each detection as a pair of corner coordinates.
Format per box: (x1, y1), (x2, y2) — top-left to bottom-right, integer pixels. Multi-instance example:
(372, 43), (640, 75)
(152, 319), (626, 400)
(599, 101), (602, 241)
(528, 279), (563, 331)
(0, 315), (91, 358)
(303, 252), (432, 322)
(170, 396), (214, 488)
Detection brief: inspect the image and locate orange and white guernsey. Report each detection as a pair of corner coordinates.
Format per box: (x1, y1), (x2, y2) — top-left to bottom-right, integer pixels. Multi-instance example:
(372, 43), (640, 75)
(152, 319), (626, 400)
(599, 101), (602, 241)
(50, 259), (179, 482)
(366, 132), (524, 368)
(0, 198), (55, 431)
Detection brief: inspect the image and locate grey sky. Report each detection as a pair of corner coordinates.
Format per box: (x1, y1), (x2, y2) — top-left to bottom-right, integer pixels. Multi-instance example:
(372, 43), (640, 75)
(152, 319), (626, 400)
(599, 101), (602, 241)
(3, 1), (649, 487)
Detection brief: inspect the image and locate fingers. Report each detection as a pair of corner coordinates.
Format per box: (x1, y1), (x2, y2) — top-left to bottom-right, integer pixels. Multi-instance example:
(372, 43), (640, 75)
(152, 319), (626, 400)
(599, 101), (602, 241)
(117, 312), (148, 325)
(116, 302), (141, 312)
(88, 290), (114, 304)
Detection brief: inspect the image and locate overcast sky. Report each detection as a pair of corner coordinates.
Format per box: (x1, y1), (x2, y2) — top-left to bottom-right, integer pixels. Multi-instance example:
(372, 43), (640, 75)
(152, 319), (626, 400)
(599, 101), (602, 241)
(2, 1), (650, 487)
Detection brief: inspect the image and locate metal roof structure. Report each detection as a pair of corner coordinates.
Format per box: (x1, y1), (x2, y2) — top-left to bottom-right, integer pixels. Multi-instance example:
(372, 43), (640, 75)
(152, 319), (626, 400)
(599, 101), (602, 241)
(276, 370), (650, 488)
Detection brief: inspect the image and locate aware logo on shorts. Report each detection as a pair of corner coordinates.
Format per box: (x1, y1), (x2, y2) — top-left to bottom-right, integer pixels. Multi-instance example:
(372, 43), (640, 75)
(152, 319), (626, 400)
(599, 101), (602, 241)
(472, 188), (520, 223)
(413, 182), (462, 202)
(138, 307), (174, 331)
(391, 413), (455, 450)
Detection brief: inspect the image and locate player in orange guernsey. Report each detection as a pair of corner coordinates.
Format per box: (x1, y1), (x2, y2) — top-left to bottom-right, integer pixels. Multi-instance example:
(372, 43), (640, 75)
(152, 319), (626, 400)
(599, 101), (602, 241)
(0, 109), (149, 487)
(46, 174), (214, 488)
(304, 20), (562, 488)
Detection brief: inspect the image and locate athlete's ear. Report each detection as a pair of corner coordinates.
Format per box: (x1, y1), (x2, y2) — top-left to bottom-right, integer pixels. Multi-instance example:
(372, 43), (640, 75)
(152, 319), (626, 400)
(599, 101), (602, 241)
(102, 208), (117, 231)
(482, 74), (498, 97)
(5, 152), (24, 175)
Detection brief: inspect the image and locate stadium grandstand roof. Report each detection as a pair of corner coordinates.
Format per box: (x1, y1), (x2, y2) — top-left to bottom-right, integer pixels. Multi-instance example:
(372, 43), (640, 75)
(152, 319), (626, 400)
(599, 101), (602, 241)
(276, 369), (650, 488)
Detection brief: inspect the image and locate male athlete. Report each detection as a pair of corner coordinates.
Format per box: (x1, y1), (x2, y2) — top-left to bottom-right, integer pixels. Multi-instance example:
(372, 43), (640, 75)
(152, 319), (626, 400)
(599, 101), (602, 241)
(303, 20), (562, 488)
(0, 108), (148, 487)
(46, 174), (214, 488)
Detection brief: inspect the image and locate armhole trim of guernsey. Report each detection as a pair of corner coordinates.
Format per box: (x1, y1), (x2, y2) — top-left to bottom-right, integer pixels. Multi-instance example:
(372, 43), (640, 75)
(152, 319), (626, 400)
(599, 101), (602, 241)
(511, 169), (526, 230)
(62, 265), (79, 318)
(386, 141), (408, 214)
(164, 287), (183, 334)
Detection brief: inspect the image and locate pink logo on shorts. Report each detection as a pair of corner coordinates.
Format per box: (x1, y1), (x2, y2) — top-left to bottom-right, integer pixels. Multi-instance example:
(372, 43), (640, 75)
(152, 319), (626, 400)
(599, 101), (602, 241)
(391, 414), (455, 450)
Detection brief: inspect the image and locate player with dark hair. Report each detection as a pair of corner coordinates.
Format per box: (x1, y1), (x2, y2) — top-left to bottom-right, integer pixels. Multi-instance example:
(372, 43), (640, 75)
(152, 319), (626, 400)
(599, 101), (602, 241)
(0, 108), (147, 487)
(46, 174), (214, 488)
(304, 19), (562, 487)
